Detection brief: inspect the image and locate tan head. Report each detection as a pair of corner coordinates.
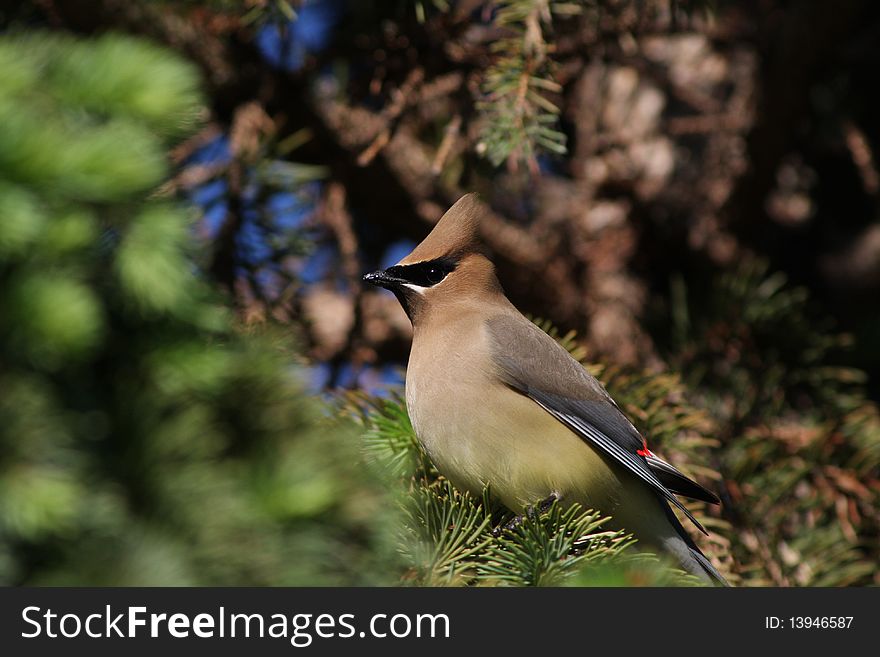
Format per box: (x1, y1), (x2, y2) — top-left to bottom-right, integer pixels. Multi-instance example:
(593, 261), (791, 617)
(363, 193), (505, 324)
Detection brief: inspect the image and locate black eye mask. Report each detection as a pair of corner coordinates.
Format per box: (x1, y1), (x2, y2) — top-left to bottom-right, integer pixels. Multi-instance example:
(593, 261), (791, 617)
(385, 257), (458, 288)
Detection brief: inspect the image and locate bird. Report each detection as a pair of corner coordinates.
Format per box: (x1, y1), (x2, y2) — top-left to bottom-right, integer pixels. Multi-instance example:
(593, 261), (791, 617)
(363, 193), (727, 585)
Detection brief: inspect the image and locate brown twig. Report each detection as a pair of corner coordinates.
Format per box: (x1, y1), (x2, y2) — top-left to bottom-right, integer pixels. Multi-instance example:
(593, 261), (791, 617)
(357, 68), (425, 165)
(320, 183), (361, 286)
(842, 119), (879, 196)
(431, 114), (462, 174)
(317, 183), (374, 384)
(357, 130), (392, 167)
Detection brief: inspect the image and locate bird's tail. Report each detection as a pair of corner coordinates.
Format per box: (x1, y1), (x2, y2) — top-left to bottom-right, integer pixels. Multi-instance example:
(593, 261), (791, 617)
(661, 504), (729, 586)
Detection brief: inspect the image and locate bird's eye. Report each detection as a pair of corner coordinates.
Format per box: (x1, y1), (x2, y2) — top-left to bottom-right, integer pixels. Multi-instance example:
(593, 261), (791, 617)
(426, 267), (444, 284)
(392, 258), (457, 288)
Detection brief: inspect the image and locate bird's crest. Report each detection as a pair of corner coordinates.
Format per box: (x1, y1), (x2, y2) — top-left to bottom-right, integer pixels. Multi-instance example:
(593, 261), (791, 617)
(399, 193), (483, 265)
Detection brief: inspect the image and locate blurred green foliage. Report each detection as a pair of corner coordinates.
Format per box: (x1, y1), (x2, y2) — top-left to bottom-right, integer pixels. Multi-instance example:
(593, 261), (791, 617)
(0, 32), (401, 586)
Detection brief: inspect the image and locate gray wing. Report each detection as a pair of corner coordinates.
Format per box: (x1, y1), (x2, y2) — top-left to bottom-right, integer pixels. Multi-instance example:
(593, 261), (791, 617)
(486, 314), (717, 535)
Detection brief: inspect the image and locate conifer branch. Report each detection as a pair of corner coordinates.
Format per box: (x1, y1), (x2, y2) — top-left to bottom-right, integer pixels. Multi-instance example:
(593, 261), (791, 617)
(476, 0), (577, 170)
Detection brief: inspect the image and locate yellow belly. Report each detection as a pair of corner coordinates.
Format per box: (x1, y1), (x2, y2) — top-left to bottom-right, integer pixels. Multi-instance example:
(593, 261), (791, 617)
(408, 373), (627, 516)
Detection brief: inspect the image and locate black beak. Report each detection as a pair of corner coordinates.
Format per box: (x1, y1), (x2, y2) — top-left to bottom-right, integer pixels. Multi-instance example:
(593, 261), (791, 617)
(362, 269), (404, 290)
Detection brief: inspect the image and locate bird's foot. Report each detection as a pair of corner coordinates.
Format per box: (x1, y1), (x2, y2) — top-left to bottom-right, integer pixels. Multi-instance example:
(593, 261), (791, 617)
(492, 493), (560, 537)
(534, 493), (560, 514)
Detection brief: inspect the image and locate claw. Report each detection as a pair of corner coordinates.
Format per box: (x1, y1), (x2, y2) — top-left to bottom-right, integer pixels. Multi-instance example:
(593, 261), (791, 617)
(492, 492), (560, 537)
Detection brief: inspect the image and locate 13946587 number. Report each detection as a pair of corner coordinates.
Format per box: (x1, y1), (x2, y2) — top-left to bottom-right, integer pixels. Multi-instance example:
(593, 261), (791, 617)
(789, 617), (853, 629)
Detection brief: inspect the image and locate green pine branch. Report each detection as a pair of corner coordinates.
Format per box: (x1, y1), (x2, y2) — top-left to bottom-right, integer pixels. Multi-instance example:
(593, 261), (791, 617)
(476, 0), (579, 169)
(666, 259), (880, 586)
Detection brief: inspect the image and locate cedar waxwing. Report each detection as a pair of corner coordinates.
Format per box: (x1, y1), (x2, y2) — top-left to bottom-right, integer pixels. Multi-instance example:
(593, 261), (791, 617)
(363, 193), (727, 585)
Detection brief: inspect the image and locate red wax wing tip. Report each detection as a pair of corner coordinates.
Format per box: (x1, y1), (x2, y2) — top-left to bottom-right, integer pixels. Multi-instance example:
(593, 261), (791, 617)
(636, 442), (652, 457)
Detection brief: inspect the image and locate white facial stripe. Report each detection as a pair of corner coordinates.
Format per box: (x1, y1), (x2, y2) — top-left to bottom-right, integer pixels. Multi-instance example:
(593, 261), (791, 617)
(402, 283), (429, 295)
